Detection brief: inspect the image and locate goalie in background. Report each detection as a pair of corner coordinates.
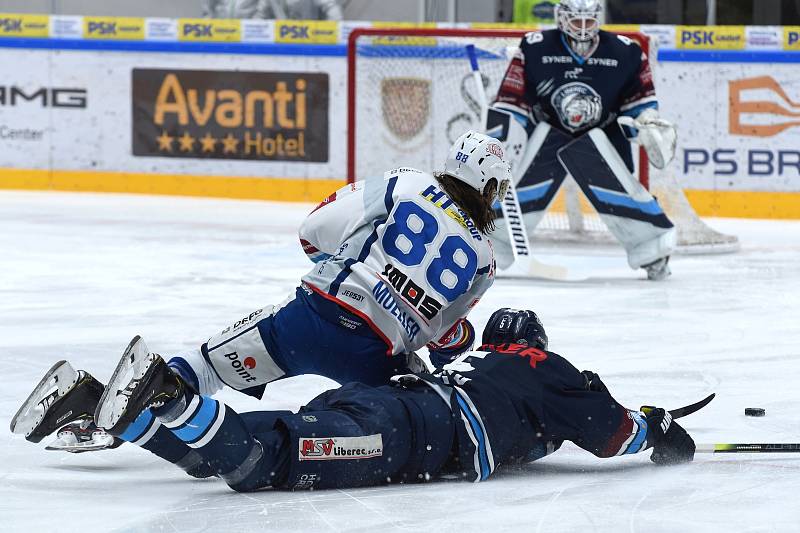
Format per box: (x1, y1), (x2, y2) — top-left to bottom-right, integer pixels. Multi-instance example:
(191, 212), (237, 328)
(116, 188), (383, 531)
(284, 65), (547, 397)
(487, 0), (678, 280)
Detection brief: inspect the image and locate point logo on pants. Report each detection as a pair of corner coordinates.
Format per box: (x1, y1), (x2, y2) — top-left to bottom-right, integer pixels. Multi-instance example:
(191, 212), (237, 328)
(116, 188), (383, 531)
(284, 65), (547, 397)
(223, 352), (257, 383)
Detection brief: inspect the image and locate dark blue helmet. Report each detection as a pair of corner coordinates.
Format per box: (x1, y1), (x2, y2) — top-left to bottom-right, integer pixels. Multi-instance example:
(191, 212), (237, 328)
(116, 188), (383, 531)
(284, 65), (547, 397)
(482, 308), (548, 350)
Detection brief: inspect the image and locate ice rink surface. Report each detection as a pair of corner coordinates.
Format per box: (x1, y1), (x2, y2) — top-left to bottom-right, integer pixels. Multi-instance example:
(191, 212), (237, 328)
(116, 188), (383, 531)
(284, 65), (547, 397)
(2, 190), (799, 532)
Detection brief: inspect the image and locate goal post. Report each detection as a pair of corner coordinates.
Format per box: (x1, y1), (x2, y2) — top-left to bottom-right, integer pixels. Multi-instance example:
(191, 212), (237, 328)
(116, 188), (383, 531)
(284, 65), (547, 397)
(346, 26), (738, 253)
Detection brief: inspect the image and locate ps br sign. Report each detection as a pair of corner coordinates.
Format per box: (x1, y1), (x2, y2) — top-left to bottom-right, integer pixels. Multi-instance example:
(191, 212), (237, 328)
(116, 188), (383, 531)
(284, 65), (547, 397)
(132, 69), (328, 162)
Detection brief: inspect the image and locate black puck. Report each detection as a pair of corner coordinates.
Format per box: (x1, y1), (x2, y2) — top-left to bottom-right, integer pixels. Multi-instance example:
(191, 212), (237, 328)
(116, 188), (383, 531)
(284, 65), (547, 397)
(745, 408), (766, 417)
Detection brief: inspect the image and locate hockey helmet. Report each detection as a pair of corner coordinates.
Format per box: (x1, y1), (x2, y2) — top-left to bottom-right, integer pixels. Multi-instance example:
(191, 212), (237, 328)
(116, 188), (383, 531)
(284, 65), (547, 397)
(443, 130), (511, 202)
(555, 0), (602, 42)
(482, 308), (548, 351)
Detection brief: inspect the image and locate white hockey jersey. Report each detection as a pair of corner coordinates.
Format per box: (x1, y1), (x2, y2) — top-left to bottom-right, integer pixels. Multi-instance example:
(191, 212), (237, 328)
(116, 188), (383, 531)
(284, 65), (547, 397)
(300, 168), (495, 355)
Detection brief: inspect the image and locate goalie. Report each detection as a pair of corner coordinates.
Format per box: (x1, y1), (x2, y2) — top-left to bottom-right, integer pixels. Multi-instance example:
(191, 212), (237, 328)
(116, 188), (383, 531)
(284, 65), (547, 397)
(487, 0), (678, 280)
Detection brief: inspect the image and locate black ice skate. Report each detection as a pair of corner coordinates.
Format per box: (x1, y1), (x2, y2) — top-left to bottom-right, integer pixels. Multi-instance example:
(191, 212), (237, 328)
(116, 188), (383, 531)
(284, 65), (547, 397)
(95, 336), (183, 436)
(10, 361), (105, 444)
(45, 418), (124, 453)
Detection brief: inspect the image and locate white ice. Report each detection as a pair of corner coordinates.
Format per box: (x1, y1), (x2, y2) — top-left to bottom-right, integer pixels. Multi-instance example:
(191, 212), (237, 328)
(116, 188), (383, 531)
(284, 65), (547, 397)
(1, 190), (799, 532)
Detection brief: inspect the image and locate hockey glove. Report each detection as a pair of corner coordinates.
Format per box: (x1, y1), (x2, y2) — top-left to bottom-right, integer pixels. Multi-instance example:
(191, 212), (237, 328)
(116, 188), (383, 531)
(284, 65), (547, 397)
(618, 108), (677, 170)
(644, 407), (695, 466)
(427, 318), (475, 367)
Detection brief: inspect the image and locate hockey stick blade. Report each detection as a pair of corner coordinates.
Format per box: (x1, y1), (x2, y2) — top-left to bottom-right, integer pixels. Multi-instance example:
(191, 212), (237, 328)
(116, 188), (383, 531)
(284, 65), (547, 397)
(641, 393), (715, 420)
(697, 443), (800, 454)
(669, 393), (715, 419)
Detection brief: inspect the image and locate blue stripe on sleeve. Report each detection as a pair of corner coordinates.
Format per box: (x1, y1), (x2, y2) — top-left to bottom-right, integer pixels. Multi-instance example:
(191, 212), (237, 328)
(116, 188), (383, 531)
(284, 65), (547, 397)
(456, 393), (490, 481)
(625, 413), (649, 454)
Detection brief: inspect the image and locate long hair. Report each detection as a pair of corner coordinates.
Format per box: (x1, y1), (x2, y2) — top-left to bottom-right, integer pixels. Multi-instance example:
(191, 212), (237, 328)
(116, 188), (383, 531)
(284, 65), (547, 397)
(434, 173), (497, 234)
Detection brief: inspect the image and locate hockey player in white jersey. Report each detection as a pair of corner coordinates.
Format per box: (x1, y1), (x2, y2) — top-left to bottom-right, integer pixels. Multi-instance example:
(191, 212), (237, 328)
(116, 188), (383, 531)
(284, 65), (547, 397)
(487, 0), (678, 280)
(11, 131), (510, 467)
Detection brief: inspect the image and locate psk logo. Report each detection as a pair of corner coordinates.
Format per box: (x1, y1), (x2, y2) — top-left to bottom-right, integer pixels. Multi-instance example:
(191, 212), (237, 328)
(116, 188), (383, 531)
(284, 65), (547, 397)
(88, 22), (117, 35)
(550, 82), (602, 133)
(0, 18), (22, 32)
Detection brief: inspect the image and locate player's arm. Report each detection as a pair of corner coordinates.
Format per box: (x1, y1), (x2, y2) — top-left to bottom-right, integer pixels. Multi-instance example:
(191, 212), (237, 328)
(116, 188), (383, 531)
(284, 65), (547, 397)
(299, 182), (368, 262)
(547, 362), (694, 465)
(485, 34), (539, 176)
(616, 36), (677, 169)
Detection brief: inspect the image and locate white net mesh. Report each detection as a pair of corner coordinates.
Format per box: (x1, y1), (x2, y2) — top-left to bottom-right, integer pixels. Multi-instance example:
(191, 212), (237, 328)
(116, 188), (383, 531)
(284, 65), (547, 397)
(350, 30), (738, 253)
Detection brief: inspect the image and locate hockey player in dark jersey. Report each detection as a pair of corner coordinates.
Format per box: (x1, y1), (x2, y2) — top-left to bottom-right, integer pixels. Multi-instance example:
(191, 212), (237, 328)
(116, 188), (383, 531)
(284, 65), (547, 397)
(31, 307), (694, 491)
(488, 0), (679, 280)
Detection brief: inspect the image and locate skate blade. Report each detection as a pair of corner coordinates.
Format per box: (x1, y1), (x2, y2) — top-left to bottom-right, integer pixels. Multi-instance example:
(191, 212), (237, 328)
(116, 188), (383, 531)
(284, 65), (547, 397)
(45, 432), (116, 453)
(95, 335), (151, 432)
(10, 361), (79, 439)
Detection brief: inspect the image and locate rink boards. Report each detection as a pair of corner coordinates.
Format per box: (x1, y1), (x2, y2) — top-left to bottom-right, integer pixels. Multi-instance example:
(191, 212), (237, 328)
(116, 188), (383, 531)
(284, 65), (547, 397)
(0, 17), (799, 216)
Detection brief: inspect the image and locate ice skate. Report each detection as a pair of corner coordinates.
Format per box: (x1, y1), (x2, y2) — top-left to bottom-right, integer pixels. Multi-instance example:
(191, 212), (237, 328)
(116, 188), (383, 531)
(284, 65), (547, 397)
(643, 256), (671, 281)
(10, 361), (105, 444)
(95, 336), (183, 436)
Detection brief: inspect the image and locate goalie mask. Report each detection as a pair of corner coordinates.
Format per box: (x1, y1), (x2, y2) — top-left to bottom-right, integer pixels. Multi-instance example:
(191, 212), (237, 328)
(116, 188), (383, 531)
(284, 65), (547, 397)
(555, 0), (602, 43)
(443, 130), (511, 203)
(482, 308), (548, 351)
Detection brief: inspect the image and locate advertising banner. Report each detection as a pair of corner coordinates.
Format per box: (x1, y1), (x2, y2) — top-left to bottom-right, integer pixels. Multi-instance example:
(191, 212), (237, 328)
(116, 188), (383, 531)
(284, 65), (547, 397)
(0, 13), (49, 37)
(83, 16), (145, 40)
(132, 69), (329, 162)
(658, 62), (800, 193)
(676, 26), (746, 50)
(0, 47), (343, 184)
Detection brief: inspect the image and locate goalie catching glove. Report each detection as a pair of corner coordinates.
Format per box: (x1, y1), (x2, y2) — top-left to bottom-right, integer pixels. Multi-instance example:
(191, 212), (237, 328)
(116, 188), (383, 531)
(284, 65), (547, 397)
(618, 108), (677, 170)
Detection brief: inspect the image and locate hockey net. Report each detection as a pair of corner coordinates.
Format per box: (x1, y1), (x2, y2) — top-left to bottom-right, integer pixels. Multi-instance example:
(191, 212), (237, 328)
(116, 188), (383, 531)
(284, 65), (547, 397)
(347, 27), (738, 253)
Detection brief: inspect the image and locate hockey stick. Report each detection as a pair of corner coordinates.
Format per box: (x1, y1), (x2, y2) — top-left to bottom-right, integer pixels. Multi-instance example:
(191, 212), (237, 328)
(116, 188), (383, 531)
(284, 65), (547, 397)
(641, 393), (716, 420)
(696, 443), (800, 454)
(464, 44), (572, 282)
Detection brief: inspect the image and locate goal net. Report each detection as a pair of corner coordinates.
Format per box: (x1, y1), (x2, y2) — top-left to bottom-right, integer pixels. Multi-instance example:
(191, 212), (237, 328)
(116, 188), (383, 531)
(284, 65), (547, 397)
(347, 27), (738, 253)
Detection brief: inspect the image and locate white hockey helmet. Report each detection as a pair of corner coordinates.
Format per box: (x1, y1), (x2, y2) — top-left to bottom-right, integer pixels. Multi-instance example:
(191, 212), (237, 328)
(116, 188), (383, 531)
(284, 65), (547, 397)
(443, 131), (511, 202)
(555, 0), (602, 42)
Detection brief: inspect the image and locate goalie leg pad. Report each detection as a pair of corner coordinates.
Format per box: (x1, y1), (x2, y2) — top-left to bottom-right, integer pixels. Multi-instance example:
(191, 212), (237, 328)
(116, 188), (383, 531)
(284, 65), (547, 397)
(557, 128), (676, 268)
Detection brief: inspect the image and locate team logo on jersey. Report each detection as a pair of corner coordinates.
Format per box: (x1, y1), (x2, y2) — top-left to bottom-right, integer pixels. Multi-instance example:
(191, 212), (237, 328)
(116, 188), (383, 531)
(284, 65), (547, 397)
(550, 82), (603, 132)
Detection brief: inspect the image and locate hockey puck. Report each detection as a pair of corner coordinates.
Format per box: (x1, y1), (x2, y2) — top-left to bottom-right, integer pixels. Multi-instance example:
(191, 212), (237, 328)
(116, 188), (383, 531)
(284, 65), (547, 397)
(745, 408), (766, 417)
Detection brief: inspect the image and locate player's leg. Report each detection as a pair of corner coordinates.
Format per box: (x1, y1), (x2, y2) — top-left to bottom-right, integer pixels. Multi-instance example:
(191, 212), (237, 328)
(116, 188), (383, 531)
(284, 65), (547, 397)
(9, 358), (214, 477)
(95, 343), (455, 491)
(556, 126), (676, 279)
(166, 286), (404, 404)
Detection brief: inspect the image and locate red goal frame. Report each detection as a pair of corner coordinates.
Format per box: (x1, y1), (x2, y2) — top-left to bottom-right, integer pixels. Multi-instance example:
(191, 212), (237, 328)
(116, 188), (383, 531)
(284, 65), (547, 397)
(346, 26), (650, 188)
